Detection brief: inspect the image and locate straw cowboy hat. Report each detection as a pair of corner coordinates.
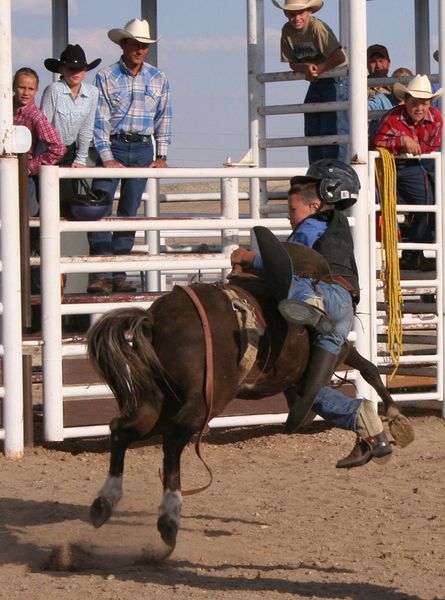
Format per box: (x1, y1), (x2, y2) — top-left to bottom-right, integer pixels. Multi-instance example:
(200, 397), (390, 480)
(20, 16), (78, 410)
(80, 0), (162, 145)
(272, 0), (324, 12)
(393, 74), (443, 101)
(108, 18), (160, 45)
(44, 44), (101, 73)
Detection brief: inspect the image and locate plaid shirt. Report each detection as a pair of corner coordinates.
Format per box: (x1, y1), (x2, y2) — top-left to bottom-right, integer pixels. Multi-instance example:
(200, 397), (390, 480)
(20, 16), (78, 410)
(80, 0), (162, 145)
(13, 100), (65, 175)
(94, 58), (172, 162)
(373, 104), (443, 154)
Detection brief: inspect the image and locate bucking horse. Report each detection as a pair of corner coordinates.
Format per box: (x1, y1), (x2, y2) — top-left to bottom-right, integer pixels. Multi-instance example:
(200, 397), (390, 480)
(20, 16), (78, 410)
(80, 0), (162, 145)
(87, 228), (414, 552)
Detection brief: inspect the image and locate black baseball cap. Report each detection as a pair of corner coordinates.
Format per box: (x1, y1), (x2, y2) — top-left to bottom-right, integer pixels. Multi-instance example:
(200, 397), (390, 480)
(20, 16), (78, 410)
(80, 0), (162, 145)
(367, 44), (390, 61)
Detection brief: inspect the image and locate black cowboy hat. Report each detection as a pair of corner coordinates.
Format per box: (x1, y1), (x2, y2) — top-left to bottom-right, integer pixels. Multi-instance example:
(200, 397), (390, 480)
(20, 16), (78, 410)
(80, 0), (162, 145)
(44, 44), (101, 73)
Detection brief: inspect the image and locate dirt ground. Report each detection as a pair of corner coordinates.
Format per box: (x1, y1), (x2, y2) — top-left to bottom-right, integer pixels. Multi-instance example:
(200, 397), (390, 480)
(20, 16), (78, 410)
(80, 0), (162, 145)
(1, 411), (444, 600)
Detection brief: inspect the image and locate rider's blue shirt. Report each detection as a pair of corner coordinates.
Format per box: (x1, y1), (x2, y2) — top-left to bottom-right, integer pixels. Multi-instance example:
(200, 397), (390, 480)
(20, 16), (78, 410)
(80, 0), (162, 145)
(253, 216), (328, 269)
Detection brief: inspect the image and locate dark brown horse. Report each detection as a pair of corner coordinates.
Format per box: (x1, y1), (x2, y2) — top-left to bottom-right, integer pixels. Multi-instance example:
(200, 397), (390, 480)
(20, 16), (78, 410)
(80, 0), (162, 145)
(87, 279), (413, 550)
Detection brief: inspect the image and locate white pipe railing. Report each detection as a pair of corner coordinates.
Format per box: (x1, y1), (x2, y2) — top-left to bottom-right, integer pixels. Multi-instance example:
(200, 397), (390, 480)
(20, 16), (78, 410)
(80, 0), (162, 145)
(39, 164), (367, 441)
(38, 152), (445, 441)
(369, 152), (443, 415)
(0, 0), (25, 458)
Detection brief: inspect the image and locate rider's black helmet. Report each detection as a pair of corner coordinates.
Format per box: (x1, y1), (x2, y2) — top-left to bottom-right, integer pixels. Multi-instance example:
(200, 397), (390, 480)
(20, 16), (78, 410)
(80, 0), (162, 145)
(290, 159), (361, 210)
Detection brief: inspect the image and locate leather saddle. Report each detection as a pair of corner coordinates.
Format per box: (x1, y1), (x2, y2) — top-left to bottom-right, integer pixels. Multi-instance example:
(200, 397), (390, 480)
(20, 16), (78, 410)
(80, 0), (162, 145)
(253, 226), (332, 301)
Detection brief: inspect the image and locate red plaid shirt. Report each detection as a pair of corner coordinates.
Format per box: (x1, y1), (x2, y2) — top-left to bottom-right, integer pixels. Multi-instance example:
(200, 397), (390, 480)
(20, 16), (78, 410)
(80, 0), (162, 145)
(373, 104), (443, 154)
(13, 100), (65, 175)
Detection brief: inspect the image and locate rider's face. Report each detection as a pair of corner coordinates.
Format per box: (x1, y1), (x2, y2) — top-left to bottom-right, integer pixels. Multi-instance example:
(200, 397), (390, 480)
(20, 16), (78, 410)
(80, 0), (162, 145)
(287, 193), (320, 229)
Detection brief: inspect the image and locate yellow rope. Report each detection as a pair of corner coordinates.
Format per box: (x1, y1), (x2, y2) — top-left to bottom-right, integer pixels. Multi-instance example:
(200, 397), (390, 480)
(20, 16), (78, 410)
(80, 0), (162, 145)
(375, 148), (403, 379)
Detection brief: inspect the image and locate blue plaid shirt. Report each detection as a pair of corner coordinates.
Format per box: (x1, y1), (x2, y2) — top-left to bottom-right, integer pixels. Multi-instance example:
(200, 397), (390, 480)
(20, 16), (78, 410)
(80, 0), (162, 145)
(94, 57), (172, 162)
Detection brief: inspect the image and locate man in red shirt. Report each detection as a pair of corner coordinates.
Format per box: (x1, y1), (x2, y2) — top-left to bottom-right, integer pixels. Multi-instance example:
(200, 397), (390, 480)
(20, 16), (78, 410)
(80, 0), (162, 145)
(373, 74), (443, 270)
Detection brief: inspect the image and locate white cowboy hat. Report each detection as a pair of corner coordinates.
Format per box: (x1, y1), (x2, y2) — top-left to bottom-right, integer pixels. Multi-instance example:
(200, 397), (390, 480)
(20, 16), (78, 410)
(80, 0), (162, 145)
(272, 0), (323, 12)
(393, 74), (443, 101)
(108, 18), (160, 45)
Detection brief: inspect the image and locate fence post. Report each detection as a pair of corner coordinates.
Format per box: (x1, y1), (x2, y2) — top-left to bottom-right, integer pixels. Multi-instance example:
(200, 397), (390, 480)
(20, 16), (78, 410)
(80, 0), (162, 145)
(0, 156), (24, 458)
(221, 176), (240, 279)
(247, 0), (267, 216)
(40, 165), (64, 441)
(348, 0), (372, 398)
(144, 178), (161, 291)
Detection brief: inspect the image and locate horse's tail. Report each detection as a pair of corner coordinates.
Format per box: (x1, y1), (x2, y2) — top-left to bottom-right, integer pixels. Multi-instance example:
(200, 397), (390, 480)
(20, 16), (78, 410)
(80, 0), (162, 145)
(87, 307), (169, 416)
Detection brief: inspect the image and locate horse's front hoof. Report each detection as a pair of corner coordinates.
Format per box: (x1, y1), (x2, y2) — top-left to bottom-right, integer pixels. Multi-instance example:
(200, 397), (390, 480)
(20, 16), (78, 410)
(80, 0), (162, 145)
(157, 514), (178, 548)
(90, 497), (113, 528)
(388, 414), (415, 448)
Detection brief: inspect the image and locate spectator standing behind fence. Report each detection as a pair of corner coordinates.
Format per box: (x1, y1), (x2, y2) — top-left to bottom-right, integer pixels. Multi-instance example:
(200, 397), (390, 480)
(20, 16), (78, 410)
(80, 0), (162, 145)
(88, 18), (172, 295)
(273, 0), (348, 164)
(373, 74), (443, 271)
(41, 45), (101, 218)
(432, 50), (441, 107)
(368, 67), (414, 142)
(13, 68), (65, 332)
(367, 44), (392, 97)
(12, 67), (65, 203)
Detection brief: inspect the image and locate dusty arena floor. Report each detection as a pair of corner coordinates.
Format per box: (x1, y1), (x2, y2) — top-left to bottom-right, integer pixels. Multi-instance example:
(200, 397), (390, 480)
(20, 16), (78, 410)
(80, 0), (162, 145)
(1, 412), (444, 600)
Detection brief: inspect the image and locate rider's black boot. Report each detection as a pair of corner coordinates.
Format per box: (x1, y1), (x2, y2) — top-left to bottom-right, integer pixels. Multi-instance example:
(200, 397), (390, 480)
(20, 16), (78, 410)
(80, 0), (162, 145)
(284, 346), (338, 434)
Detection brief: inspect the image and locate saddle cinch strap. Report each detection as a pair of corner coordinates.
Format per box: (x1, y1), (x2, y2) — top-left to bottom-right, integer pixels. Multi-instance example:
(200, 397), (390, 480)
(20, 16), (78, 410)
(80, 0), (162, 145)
(221, 287), (265, 384)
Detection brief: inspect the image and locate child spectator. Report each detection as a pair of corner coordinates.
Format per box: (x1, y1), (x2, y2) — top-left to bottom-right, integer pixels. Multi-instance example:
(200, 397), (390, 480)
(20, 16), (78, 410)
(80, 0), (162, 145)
(273, 0), (348, 164)
(41, 44), (101, 217)
(13, 67), (65, 331)
(368, 67), (413, 142)
(13, 67), (65, 201)
(374, 74), (443, 271)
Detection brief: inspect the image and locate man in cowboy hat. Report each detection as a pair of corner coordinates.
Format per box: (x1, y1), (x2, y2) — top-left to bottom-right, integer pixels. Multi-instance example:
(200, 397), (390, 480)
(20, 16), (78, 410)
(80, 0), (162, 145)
(88, 18), (172, 294)
(374, 74), (443, 271)
(272, 0), (348, 164)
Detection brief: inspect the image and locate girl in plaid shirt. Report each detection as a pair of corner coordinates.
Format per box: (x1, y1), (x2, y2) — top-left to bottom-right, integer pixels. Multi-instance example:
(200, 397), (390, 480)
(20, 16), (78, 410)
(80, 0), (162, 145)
(13, 67), (65, 178)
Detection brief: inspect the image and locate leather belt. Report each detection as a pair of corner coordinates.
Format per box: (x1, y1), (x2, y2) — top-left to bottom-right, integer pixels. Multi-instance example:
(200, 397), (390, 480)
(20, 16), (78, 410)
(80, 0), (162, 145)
(111, 133), (152, 143)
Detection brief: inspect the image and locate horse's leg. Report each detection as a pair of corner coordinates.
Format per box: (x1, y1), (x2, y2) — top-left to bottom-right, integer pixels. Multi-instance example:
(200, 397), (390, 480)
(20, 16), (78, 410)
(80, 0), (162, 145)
(343, 345), (415, 447)
(157, 421), (196, 548)
(90, 418), (139, 528)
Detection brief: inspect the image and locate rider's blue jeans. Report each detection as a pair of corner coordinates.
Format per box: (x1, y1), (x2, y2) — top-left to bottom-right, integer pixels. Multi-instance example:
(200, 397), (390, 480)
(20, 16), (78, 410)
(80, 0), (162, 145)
(313, 386), (362, 431)
(89, 137), (154, 280)
(288, 276), (354, 355)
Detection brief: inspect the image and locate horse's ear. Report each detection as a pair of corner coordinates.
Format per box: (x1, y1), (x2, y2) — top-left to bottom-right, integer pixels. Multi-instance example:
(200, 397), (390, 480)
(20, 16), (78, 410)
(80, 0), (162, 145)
(253, 226), (293, 301)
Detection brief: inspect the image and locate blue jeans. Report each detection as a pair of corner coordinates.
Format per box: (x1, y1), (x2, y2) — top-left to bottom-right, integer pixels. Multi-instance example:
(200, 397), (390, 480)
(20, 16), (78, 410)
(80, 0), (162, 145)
(304, 78), (339, 164)
(313, 386), (362, 431)
(288, 276), (354, 354)
(89, 137), (154, 279)
(396, 160), (435, 247)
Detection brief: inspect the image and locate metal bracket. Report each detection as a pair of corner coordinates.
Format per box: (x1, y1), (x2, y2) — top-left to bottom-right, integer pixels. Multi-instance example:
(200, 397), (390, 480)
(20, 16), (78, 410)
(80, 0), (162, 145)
(0, 125), (32, 154)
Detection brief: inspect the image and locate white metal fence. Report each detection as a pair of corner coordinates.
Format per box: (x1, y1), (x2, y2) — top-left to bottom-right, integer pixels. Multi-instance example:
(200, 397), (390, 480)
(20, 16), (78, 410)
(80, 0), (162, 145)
(39, 165), (299, 441)
(369, 152), (444, 406)
(2, 156), (445, 453)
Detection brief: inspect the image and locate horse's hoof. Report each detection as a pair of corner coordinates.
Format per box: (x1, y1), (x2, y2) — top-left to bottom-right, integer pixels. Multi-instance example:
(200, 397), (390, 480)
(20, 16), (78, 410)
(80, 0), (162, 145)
(90, 497), (113, 528)
(157, 514), (178, 548)
(388, 414), (415, 448)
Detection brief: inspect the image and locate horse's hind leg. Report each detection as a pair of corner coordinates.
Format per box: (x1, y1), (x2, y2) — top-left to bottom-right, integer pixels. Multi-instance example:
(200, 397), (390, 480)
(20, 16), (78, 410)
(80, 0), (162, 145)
(90, 418), (139, 528)
(157, 421), (197, 548)
(343, 345), (415, 447)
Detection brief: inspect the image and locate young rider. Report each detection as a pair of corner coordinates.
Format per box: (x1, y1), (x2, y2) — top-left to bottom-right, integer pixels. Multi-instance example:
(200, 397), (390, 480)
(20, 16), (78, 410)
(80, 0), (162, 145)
(231, 160), (393, 468)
